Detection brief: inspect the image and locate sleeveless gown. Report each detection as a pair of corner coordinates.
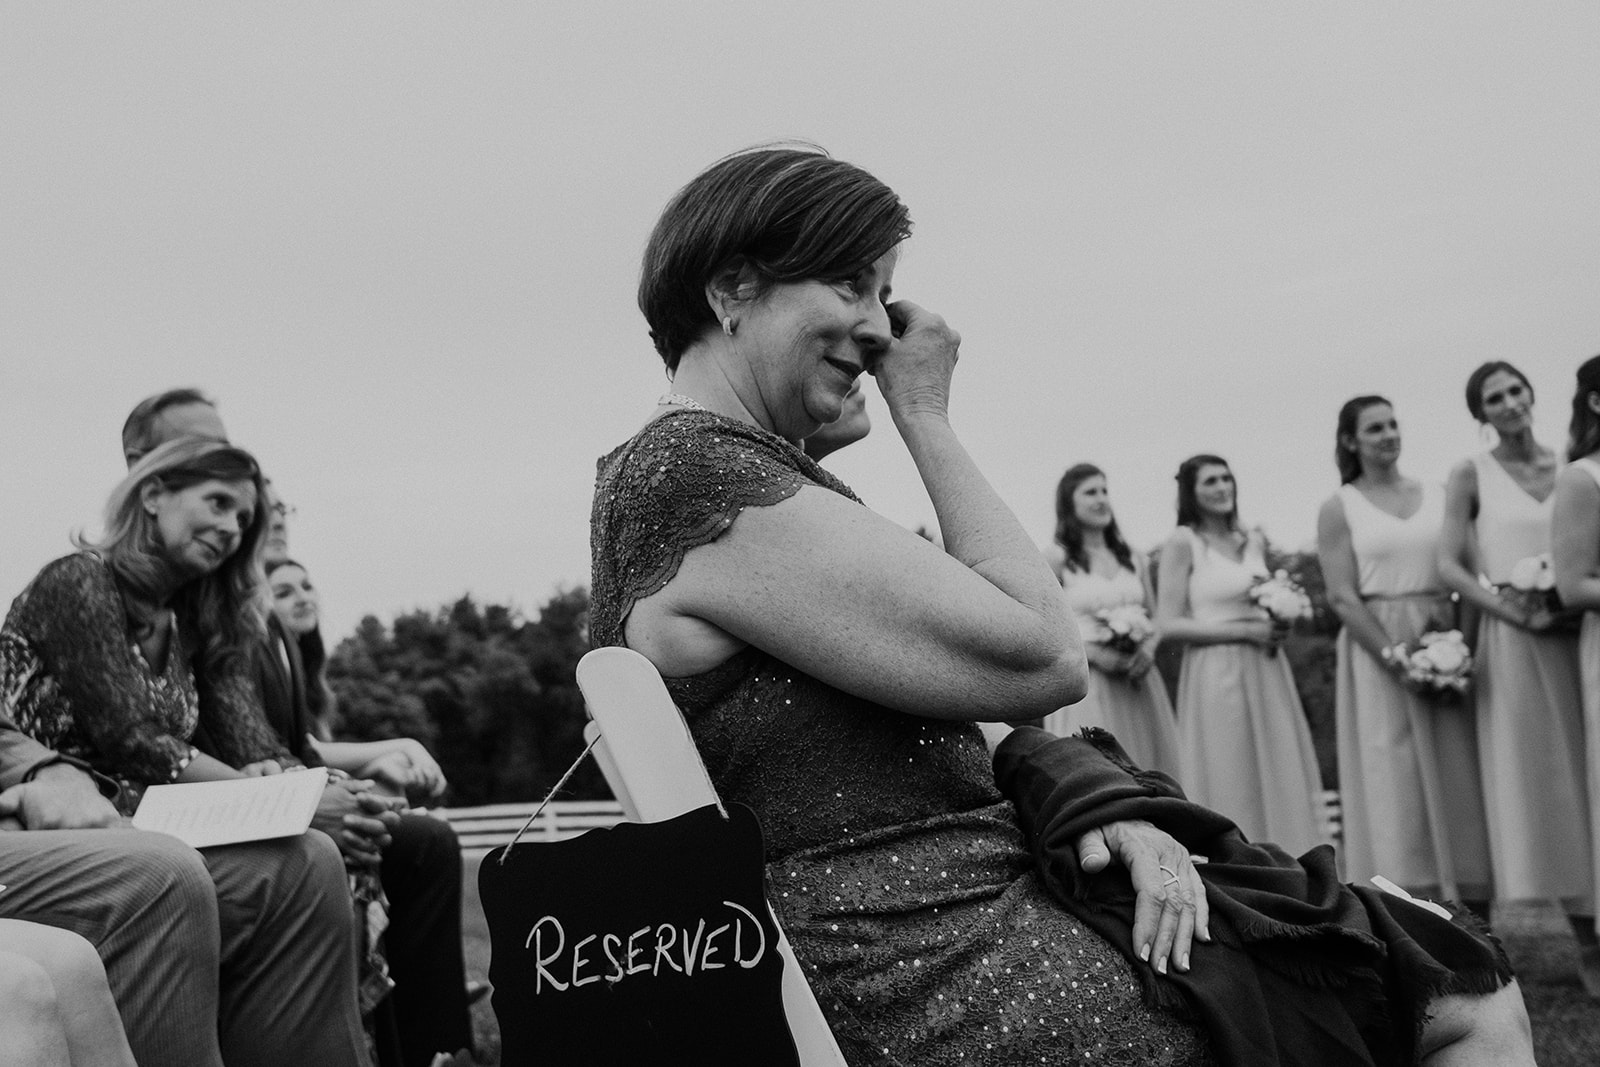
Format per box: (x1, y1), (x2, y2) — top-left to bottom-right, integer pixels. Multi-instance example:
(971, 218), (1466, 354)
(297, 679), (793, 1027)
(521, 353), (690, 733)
(590, 411), (1213, 1066)
(1041, 560), (1182, 777)
(1173, 528), (1325, 855)
(1574, 458), (1600, 913)
(1470, 451), (1592, 903)
(1331, 484), (1491, 899)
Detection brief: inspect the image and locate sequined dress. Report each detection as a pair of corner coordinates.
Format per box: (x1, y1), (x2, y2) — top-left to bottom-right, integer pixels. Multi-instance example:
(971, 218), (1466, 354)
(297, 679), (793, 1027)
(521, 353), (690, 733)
(591, 411), (1212, 1066)
(0, 552), (285, 811)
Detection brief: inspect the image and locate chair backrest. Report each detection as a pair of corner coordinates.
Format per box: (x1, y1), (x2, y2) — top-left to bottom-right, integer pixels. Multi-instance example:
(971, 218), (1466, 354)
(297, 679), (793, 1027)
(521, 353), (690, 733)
(575, 646), (849, 1067)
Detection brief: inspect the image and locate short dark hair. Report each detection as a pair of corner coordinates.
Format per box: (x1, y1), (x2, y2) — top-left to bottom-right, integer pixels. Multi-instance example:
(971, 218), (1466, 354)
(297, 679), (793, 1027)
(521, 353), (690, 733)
(1568, 355), (1600, 462)
(1054, 463), (1135, 574)
(1334, 395), (1392, 484)
(1464, 361), (1533, 423)
(122, 387), (219, 464)
(638, 145), (912, 371)
(1175, 454), (1237, 530)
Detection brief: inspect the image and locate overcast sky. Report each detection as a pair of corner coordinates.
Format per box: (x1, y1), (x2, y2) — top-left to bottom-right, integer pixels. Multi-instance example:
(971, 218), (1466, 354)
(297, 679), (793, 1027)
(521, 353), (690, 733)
(4, 4), (1599, 640)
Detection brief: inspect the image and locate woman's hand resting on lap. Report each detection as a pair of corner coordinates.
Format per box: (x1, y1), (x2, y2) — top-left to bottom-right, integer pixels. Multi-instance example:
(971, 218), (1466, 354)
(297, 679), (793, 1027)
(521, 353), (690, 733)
(1078, 819), (1210, 975)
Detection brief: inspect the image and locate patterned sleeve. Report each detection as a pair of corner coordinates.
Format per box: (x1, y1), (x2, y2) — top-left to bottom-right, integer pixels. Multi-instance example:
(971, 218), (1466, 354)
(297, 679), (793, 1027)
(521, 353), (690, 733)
(589, 412), (847, 647)
(196, 658), (297, 769)
(3, 554), (197, 783)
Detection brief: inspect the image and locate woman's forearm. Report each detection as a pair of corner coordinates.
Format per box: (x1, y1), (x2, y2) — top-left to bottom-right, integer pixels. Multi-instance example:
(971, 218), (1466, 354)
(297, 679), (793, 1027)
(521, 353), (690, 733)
(175, 751), (244, 783)
(1326, 593), (1397, 660)
(1438, 554), (1519, 624)
(896, 411), (1070, 621)
(1157, 616), (1259, 647)
(309, 738), (410, 775)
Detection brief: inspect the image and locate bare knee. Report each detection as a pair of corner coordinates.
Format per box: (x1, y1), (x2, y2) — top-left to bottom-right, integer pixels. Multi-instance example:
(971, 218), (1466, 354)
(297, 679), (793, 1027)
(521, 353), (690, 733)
(0, 951), (71, 1067)
(39, 928), (112, 1005)
(1418, 980), (1534, 1067)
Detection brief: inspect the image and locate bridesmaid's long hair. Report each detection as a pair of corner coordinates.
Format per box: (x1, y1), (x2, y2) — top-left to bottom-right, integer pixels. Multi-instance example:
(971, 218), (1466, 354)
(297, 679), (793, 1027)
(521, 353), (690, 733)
(1567, 354), (1600, 461)
(266, 558), (337, 725)
(1465, 361), (1534, 423)
(1175, 454), (1239, 531)
(1335, 394), (1392, 484)
(1054, 463), (1134, 574)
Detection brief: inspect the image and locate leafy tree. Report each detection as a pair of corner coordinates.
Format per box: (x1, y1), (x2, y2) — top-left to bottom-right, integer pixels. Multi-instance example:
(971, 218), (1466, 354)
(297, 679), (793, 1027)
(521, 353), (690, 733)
(325, 587), (607, 806)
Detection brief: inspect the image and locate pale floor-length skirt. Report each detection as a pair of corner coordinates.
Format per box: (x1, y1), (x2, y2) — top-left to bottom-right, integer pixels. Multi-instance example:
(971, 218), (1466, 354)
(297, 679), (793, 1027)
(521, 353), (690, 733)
(1334, 599), (1491, 900)
(1043, 665), (1182, 779)
(1581, 614), (1600, 910)
(1476, 616), (1592, 903)
(1176, 642), (1325, 855)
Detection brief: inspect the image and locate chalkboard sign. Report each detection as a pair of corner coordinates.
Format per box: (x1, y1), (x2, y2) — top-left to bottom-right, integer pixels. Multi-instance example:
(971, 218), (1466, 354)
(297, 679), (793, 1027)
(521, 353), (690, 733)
(478, 802), (800, 1066)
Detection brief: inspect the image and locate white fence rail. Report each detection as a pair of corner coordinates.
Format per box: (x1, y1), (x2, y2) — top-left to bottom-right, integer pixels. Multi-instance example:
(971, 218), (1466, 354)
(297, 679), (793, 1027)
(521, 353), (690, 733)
(439, 792), (1341, 854)
(439, 799), (626, 854)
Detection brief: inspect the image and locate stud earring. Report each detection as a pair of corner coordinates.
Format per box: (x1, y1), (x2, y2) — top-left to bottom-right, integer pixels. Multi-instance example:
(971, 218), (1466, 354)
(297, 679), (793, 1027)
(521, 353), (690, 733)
(721, 315), (736, 337)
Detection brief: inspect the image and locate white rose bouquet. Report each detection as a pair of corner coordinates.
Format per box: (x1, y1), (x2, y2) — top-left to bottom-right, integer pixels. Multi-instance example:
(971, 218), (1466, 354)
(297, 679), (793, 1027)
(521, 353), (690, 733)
(1094, 604), (1155, 656)
(1248, 570), (1312, 657)
(1250, 570), (1314, 623)
(1386, 630), (1473, 701)
(1500, 553), (1579, 632)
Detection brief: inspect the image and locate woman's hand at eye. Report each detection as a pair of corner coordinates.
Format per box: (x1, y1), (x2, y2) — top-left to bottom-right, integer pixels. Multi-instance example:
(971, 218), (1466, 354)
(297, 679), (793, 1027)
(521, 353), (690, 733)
(874, 300), (960, 424)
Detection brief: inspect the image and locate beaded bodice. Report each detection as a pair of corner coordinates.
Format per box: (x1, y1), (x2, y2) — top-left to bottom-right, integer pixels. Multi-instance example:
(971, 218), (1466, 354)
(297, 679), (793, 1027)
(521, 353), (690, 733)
(590, 410), (1000, 859)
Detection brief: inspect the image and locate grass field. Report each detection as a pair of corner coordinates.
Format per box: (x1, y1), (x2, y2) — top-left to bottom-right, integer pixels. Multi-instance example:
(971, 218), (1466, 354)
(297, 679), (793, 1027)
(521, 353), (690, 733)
(458, 856), (1600, 1065)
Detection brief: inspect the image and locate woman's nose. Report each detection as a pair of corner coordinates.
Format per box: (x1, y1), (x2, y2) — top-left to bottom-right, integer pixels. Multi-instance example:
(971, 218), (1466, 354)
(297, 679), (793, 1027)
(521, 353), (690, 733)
(855, 302), (893, 353)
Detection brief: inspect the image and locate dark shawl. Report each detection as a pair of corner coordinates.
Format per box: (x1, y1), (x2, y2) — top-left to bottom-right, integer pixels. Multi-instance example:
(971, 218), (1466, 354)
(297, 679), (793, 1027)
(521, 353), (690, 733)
(994, 726), (1513, 1067)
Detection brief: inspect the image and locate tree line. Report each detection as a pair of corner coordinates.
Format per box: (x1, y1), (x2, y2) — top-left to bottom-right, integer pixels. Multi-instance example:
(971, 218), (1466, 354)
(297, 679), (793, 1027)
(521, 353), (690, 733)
(323, 546), (1344, 808)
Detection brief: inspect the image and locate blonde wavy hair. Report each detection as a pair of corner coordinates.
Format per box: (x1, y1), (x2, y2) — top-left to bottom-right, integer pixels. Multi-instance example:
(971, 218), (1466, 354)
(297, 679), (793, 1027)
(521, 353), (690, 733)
(77, 437), (268, 677)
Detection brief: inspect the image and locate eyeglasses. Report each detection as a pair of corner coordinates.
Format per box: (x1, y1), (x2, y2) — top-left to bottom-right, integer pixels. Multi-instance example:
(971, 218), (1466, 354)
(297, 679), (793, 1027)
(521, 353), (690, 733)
(271, 502), (297, 519)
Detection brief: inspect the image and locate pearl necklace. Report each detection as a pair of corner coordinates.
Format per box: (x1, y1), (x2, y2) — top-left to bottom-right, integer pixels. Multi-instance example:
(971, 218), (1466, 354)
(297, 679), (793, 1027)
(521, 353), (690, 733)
(657, 392), (708, 412)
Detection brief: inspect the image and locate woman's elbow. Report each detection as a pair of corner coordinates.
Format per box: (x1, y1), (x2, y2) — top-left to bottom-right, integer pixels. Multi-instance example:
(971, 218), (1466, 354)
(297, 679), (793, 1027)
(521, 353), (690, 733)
(1000, 645), (1088, 719)
(1053, 651), (1090, 707)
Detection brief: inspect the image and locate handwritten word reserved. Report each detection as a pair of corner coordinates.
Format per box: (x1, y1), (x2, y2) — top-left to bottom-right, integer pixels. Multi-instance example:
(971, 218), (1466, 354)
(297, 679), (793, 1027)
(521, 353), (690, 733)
(523, 901), (768, 994)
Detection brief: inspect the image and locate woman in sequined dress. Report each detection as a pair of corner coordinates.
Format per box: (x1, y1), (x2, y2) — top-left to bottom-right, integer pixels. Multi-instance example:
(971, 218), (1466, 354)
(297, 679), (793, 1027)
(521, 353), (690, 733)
(1041, 464), (1181, 777)
(591, 146), (1533, 1066)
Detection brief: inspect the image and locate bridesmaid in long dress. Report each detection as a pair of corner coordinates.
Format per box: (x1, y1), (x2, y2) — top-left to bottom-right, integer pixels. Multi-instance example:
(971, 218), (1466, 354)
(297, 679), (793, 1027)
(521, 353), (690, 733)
(1042, 464), (1180, 777)
(1315, 395), (1491, 912)
(1439, 359), (1597, 992)
(1551, 354), (1600, 993)
(1156, 454), (1325, 854)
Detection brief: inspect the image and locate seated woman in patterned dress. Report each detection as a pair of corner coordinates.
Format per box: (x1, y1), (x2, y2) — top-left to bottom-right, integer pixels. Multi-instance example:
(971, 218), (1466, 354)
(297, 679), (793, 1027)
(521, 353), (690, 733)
(2, 438), (299, 795)
(590, 145), (1533, 1066)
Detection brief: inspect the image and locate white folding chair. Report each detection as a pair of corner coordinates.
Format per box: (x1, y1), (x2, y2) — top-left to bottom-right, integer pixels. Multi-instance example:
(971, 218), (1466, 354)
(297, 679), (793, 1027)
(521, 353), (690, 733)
(576, 646), (849, 1067)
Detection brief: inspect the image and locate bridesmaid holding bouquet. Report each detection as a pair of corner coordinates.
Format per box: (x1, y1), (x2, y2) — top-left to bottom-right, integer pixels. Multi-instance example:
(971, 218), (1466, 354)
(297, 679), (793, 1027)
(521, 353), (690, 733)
(1551, 354), (1600, 987)
(1316, 395), (1491, 909)
(1439, 360), (1596, 990)
(1042, 464), (1180, 777)
(1156, 455), (1325, 854)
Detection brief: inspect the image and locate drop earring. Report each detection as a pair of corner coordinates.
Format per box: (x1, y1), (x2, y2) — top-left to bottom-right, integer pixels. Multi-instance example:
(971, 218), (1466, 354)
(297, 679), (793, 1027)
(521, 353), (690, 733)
(721, 315), (736, 337)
